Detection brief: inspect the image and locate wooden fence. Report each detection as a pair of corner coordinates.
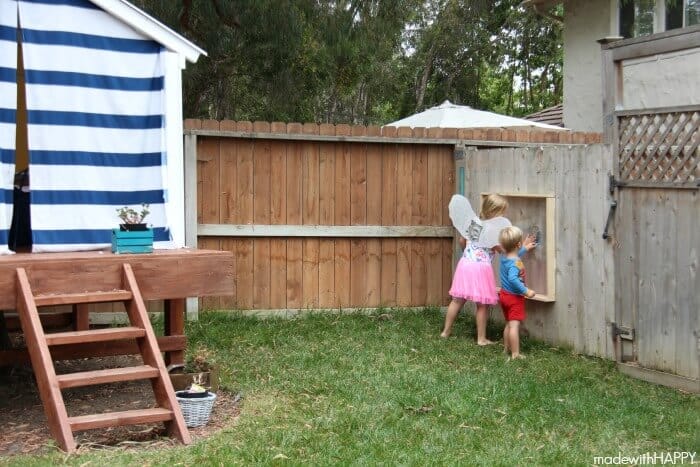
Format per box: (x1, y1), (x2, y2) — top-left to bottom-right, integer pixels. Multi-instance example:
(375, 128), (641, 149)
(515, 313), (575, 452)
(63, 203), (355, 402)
(462, 145), (615, 358)
(185, 120), (601, 313)
(602, 29), (700, 389)
(189, 121), (457, 311)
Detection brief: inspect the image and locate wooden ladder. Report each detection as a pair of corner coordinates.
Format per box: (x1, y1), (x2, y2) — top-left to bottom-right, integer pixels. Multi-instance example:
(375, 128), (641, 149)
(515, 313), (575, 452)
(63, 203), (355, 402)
(15, 263), (191, 453)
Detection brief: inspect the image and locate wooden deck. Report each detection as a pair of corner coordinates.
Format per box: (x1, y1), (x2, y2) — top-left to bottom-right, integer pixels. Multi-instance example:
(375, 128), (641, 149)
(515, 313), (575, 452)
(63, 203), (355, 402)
(0, 248), (234, 366)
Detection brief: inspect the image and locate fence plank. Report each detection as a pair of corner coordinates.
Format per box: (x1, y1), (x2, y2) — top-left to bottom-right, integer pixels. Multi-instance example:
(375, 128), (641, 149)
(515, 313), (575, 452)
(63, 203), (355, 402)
(396, 127), (414, 306)
(334, 125), (352, 307)
(380, 127), (398, 306)
(219, 238), (237, 310)
(198, 237), (221, 311)
(366, 140), (382, 307)
(303, 238), (320, 308)
(350, 127), (368, 306)
(219, 120), (237, 224)
(286, 238), (303, 310)
(268, 123), (288, 309)
(286, 124), (303, 309)
(319, 124), (336, 308)
(197, 121), (220, 225)
(234, 122), (254, 309)
(302, 124), (320, 308)
(252, 122), (271, 309)
(674, 192), (698, 379)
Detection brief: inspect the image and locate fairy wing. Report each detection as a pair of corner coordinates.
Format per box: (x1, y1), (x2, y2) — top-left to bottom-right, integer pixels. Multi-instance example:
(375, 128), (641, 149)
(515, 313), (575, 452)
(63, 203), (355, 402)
(474, 216), (512, 248)
(448, 194), (481, 241)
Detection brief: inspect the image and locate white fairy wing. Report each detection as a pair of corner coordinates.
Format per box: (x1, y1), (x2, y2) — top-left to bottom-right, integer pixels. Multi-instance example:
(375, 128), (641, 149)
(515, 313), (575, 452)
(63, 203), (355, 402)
(474, 216), (512, 248)
(448, 194), (479, 240)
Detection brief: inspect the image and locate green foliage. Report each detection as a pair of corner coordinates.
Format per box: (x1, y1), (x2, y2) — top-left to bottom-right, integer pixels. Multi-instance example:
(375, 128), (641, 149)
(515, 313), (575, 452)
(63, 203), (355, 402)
(132, 0), (562, 123)
(115, 203), (150, 224)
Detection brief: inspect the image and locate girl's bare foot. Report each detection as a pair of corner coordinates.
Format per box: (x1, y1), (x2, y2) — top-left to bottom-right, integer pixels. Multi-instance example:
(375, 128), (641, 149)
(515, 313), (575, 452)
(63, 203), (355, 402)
(511, 353), (526, 360)
(440, 332), (450, 338)
(477, 339), (494, 346)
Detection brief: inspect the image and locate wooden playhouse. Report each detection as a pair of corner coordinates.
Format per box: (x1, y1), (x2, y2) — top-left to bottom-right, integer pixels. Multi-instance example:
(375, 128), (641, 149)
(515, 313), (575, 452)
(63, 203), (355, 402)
(0, 0), (233, 452)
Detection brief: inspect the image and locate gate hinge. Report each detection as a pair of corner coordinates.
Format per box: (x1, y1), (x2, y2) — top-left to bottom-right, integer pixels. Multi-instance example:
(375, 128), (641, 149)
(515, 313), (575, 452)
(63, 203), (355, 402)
(608, 173), (626, 194)
(612, 322), (635, 341)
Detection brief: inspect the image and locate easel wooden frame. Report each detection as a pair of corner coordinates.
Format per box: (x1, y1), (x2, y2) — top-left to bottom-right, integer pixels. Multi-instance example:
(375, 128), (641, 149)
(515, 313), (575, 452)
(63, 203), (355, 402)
(482, 192), (556, 302)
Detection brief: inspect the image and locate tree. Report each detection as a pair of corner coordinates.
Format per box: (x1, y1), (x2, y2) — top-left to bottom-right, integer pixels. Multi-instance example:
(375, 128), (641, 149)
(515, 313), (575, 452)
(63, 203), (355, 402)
(133, 0), (562, 123)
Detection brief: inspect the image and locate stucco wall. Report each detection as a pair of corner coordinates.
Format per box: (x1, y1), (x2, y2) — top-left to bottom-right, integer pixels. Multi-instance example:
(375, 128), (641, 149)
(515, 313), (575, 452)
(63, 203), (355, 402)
(622, 47), (700, 109)
(562, 0), (613, 132)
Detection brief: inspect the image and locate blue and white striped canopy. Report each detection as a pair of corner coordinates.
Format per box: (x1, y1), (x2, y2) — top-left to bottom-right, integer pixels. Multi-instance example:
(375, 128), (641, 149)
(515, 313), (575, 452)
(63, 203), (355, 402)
(0, 0), (171, 252)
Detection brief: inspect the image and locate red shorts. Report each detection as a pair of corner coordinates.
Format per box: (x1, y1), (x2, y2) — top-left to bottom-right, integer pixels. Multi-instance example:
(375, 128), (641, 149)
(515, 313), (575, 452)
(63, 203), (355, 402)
(499, 290), (526, 322)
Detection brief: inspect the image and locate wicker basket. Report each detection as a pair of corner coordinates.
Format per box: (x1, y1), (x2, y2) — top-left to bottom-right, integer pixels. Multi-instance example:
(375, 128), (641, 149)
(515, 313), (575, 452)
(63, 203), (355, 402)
(175, 391), (217, 427)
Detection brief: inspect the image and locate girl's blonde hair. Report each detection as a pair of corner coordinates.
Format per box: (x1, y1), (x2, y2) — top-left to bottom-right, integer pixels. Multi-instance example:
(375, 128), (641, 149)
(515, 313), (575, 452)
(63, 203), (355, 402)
(479, 194), (508, 220)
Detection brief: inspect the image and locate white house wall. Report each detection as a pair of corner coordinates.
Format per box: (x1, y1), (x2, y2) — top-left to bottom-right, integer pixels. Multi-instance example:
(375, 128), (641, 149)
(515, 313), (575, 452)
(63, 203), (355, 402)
(621, 47), (700, 109)
(562, 0), (614, 132)
(163, 49), (185, 248)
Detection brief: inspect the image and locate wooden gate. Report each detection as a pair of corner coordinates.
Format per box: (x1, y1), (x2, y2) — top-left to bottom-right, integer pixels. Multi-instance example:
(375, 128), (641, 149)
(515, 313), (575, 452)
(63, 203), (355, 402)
(602, 30), (700, 391)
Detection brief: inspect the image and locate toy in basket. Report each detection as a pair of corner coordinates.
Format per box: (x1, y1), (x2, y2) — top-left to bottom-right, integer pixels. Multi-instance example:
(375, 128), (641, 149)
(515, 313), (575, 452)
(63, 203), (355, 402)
(175, 379), (216, 428)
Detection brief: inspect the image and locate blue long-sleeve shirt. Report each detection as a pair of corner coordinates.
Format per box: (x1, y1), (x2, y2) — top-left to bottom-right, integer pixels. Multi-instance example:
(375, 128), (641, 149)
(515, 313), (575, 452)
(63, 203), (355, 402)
(499, 247), (528, 295)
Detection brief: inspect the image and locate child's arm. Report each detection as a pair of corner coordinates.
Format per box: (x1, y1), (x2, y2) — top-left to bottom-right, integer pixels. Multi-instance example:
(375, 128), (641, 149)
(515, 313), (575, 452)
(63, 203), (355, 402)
(458, 236), (467, 250)
(505, 265), (534, 297)
(519, 234), (537, 256)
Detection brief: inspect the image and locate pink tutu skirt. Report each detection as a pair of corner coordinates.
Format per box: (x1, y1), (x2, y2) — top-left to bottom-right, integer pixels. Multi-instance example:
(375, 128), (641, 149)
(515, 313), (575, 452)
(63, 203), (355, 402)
(449, 259), (498, 305)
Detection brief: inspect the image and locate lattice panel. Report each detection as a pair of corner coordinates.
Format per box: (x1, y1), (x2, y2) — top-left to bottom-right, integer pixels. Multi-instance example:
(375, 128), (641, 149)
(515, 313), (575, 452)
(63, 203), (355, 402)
(617, 110), (699, 187)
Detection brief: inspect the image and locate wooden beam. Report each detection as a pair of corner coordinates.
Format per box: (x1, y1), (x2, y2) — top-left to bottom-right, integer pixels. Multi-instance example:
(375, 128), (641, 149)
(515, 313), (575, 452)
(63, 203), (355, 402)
(0, 335), (186, 366)
(603, 24), (700, 57)
(164, 299), (185, 366)
(617, 362), (700, 394)
(184, 134), (198, 249)
(0, 249), (233, 310)
(198, 224), (454, 238)
(615, 104), (700, 117)
(184, 129), (582, 148)
(4, 312), (73, 331)
(15, 268), (76, 452)
(545, 197), (556, 301)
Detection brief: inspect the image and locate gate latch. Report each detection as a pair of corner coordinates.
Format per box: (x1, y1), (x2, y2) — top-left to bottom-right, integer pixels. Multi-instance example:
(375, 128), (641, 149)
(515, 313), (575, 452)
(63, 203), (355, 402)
(612, 323), (635, 341)
(602, 200), (617, 240)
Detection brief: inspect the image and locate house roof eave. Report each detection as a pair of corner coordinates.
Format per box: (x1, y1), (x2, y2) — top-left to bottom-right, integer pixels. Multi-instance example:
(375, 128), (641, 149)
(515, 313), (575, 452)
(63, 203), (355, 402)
(89, 0), (207, 64)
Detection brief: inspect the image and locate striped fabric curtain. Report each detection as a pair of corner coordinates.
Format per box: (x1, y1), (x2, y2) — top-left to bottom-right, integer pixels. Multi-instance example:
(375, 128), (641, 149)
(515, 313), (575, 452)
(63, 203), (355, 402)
(0, 1), (17, 254)
(18, 0), (170, 252)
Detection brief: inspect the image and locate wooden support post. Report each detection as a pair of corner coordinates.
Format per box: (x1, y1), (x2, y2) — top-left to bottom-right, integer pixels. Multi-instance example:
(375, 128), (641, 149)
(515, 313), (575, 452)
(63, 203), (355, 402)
(164, 298), (185, 366)
(71, 304), (90, 331)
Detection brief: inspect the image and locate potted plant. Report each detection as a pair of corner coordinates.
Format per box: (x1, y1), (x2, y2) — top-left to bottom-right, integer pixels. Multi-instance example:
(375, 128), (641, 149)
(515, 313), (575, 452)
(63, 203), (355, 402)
(116, 203), (151, 231)
(111, 203), (154, 254)
(169, 345), (219, 392)
(170, 346), (219, 427)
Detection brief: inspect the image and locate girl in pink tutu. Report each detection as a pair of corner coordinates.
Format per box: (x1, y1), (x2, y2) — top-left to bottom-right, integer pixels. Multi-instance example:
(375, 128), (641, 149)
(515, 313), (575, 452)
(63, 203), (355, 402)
(440, 194), (511, 344)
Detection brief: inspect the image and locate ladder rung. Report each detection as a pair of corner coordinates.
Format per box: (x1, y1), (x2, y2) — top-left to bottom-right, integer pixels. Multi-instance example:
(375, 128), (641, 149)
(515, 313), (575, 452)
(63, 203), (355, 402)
(57, 365), (159, 389)
(68, 408), (173, 432)
(45, 327), (145, 346)
(34, 290), (133, 307)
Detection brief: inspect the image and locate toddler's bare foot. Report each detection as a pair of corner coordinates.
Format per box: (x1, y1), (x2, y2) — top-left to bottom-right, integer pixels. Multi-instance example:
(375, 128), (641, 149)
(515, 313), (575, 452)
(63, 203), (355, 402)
(440, 332), (450, 338)
(477, 339), (494, 346)
(511, 353), (526, 360)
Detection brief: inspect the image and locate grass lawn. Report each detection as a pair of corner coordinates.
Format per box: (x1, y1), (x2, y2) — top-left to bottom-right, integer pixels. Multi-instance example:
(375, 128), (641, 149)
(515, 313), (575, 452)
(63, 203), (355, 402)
(6, 308), (699, 466)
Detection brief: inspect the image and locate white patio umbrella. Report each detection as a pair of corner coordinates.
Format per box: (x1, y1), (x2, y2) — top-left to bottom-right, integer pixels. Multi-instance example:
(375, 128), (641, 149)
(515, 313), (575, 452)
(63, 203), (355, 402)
(385, 100), (565, 130)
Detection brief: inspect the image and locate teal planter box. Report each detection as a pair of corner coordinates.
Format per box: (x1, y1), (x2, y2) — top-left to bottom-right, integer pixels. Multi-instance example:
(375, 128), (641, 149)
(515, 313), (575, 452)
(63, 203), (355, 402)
(111, 228), (154, 254)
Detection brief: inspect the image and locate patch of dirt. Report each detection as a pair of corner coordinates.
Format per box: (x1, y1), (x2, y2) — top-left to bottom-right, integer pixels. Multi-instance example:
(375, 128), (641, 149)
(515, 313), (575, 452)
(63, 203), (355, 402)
(0, 355), (240, 457)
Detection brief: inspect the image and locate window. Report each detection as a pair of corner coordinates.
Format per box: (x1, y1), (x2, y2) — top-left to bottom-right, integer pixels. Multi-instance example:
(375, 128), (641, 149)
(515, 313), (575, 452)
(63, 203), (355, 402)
(686, 0), (700, 26)
(620, 0), (700, 38)
(620, 0), (656, 38)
